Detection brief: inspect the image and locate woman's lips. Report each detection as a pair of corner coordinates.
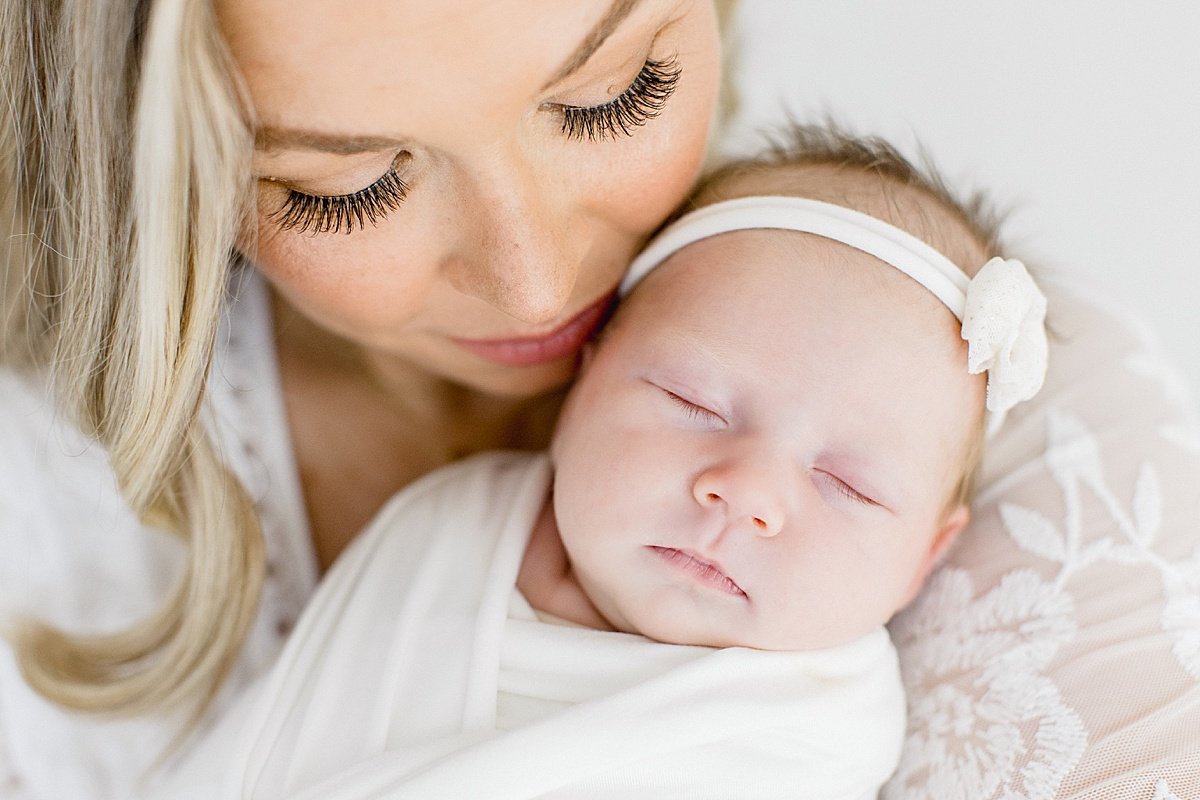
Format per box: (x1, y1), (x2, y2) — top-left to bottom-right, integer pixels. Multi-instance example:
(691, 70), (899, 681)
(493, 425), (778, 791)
(451, 291), (615, 367)
(648, 546), (747, 598)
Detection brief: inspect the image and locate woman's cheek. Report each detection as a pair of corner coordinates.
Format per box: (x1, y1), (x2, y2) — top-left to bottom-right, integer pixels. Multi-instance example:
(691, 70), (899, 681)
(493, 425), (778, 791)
(610, 118), (708, 233)
(581, 10), (722, 237)
(244, 209), (438, 338)
(633, 6), (723, 216)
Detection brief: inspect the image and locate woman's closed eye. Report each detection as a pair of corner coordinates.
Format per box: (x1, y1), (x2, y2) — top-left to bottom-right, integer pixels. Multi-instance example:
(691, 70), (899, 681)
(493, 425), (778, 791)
(269, 56), (681, 236)
(558, 56), (681, 141)
(270, 163), (410, 236)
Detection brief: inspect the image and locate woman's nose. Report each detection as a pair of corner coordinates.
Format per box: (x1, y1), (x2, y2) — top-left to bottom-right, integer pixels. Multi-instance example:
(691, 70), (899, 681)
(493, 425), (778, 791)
(693, 460), (786, 538)
(445, 155), (585, 325)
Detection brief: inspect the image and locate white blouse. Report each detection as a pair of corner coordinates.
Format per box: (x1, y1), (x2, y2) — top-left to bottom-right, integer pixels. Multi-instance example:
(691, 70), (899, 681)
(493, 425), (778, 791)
(0, 268), (318, 799)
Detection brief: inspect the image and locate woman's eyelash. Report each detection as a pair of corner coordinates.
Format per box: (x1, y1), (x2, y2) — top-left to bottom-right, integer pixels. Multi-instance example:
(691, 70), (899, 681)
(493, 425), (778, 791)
(271, 167), (409, 235)
(561, 56), (681, 141)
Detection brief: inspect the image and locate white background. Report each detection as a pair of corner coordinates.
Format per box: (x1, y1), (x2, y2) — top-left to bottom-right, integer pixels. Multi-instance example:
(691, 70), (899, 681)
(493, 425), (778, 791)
(725, 1), (1200, 396)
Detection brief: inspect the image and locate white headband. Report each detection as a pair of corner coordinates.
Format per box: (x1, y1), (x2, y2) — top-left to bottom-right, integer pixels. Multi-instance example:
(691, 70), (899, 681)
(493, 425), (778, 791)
(621, 195), (1049, 417)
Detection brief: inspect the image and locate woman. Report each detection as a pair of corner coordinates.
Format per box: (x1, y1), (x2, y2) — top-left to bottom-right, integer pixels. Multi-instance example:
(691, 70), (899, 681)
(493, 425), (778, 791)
(1, 0), (723, 794)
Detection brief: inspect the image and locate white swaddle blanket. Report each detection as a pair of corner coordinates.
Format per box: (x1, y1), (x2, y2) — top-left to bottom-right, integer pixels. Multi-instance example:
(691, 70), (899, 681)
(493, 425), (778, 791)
(166, 452), (905, 799)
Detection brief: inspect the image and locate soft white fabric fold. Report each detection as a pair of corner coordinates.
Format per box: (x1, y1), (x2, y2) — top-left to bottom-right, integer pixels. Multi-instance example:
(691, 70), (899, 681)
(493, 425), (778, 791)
(163, 452), (904, 800)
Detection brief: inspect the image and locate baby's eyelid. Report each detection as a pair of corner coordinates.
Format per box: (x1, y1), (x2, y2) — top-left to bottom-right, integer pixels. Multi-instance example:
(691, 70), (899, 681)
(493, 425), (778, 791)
(818, 470), (877, 507)
(663, 389), (725, 424)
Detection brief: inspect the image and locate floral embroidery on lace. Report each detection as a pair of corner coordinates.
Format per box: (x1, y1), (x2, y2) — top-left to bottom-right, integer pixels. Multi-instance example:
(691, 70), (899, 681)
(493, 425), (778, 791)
(1151, 778), (1185, 800)
(1161, 549), (1200, 681)
(884, 568), (1084, 799)
(1031, 411), (1200, 681)
(1125, 352), (1200, 455)
(886, 403), (1200, 798)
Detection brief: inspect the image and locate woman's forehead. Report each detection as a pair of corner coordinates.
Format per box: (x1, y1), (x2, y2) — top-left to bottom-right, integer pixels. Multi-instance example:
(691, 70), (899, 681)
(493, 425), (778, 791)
(217, 0), (660, 144)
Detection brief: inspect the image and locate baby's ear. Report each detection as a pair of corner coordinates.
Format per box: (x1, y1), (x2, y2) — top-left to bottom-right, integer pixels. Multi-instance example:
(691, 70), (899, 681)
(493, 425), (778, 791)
(900, 504), (970, 608)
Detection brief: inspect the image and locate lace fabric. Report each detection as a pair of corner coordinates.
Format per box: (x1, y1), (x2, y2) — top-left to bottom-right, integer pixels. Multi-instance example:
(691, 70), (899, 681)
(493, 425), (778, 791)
(883, 280), (1200, 798)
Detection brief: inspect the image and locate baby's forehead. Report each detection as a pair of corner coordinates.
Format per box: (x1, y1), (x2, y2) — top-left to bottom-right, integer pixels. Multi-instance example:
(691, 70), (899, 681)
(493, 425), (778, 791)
(694, 163), (991, 279)
(617, 226), (961, 363)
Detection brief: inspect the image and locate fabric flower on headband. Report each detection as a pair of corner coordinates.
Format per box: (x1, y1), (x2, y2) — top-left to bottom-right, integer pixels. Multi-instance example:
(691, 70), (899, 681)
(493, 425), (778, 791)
(962, 258), (1049, 413)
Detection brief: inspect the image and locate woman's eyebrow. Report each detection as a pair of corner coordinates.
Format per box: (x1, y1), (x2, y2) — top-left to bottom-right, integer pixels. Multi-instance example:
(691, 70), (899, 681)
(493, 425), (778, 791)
(542, 0), (644, 89)
(254, 129), (404, 156)
(254, 0), (644, 156)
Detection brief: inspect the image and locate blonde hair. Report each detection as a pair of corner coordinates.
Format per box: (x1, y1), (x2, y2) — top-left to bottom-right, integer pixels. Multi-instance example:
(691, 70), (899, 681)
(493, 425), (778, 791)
(712, 0), (741, 139)
(1, 0), (263, 717)
(1, 0), (740, 720)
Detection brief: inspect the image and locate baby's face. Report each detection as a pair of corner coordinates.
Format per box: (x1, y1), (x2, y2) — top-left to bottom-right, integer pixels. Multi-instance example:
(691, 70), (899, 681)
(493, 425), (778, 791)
(550, 229), (982, 650)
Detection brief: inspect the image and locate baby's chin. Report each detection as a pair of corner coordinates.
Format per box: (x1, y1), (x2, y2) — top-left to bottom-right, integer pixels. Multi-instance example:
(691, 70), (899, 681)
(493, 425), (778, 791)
(618, 608), (878, 652)
(589, 578), (881, 651)
(608, 604), (757, 649)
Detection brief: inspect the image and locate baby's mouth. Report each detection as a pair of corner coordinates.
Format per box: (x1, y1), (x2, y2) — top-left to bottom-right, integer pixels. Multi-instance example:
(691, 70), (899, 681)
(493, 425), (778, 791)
(647, 546), (747, 598)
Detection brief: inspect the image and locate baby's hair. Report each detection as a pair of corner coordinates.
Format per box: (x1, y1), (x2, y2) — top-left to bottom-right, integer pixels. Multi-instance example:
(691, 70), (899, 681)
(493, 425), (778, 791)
(691, 121), (1006, 269)
(688, 121), (1011, 509)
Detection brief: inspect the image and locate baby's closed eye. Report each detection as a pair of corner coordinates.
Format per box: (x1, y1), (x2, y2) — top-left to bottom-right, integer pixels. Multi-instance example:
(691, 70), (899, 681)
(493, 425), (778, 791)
(662, 389), (725, 425)
(814, 469), (878, 508)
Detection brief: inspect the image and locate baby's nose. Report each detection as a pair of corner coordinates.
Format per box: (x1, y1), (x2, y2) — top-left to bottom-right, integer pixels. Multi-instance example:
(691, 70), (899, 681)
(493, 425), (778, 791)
(693, 471), (785, 538)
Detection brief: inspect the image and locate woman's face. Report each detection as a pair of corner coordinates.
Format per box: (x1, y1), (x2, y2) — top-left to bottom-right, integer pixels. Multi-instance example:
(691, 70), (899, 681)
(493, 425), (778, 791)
(217, 0), (721, 397)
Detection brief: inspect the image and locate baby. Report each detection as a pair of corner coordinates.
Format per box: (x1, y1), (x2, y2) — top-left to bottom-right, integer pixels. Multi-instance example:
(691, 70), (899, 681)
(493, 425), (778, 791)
(520, 133), (1049, 659)
(165, 127), (1047, 800)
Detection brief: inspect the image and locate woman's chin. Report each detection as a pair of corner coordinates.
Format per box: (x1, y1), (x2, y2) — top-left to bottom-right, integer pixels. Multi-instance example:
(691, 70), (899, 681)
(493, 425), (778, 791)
(462, 356), (578, 400)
